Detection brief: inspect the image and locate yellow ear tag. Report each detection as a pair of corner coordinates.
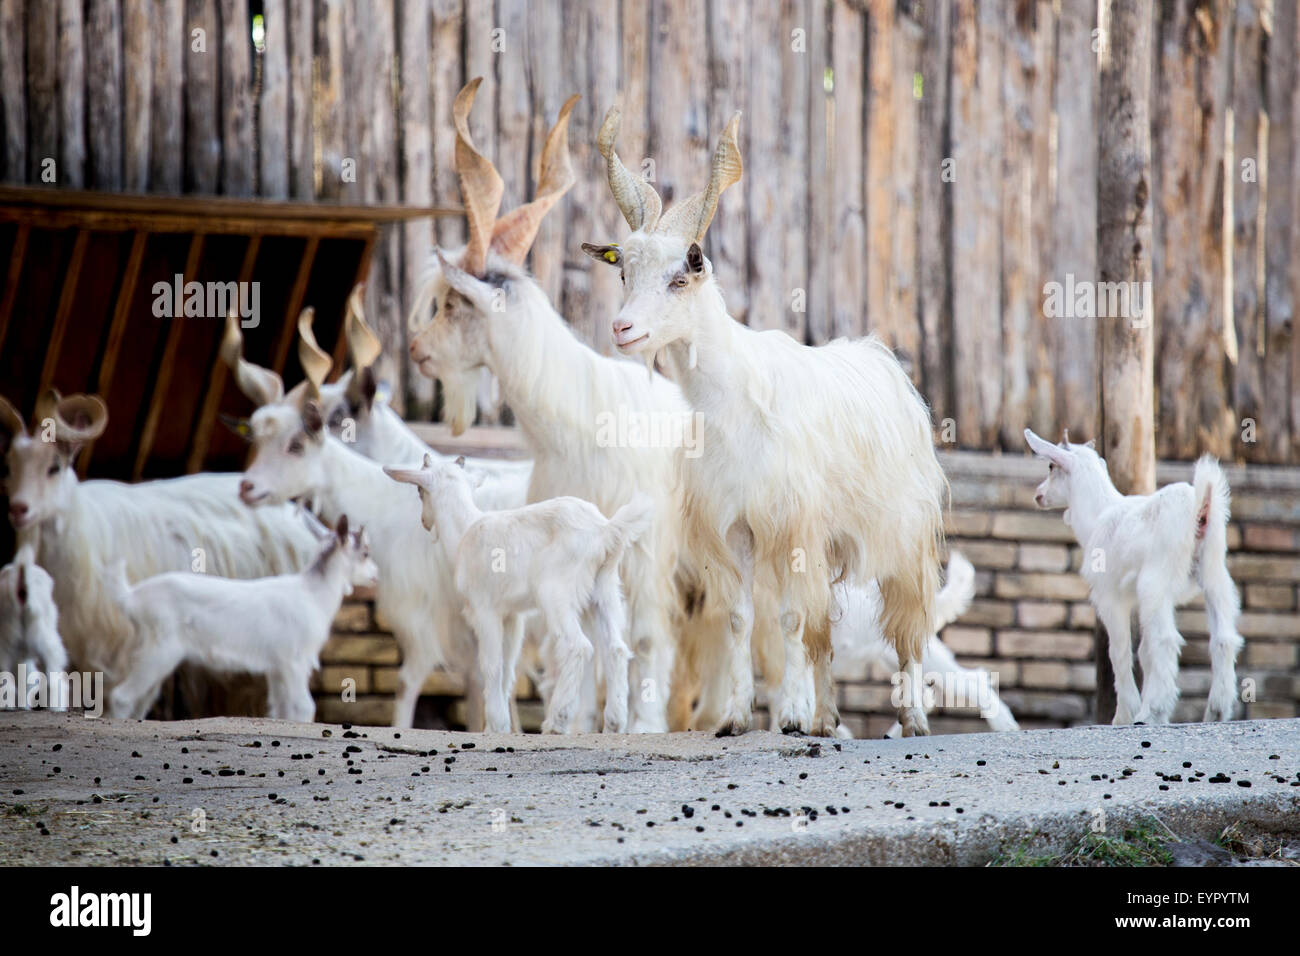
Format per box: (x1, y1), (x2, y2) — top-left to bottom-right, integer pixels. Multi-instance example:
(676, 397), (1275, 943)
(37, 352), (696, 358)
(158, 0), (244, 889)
(604, 250), (619, 263)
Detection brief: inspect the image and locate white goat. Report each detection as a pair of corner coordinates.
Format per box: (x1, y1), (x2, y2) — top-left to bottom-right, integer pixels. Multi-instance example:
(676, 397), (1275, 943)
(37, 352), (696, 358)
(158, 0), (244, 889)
(0, 391), (318, 715)
(1025, 429), (1243, 724)
(408, 79), (683, 733)
(0, 543), (69, 708)
(387, 454), (651, 733)
(107, 515), (377, 721)
(584, 109), (947, 737)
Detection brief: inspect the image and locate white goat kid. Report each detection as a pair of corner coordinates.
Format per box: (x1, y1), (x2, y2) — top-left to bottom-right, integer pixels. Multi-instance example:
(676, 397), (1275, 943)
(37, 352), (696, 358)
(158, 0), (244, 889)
(0, 392), (317, 714)
(0, 543), (69, 709)
(1024, 429), (1243, 724)
(408, 79), (682, 733)
(585, 110), (947, 737)
(386, 454), (651, 734)
(107, 516), (377, 721)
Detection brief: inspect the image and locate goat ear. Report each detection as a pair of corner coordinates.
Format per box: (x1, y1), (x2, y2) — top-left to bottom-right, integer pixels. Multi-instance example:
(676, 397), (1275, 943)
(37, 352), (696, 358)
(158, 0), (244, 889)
(685, 243), (706, 275)
(336, 514), (349, 541)
(1084, 438), (1097, 450)
(436, 249), (492, 311)
(219, 414), (254, 443)
(382, 464), (422, 487)
(454, 455), (467, 469)
(302, 399), (324, 437)
(582, 243), (622, 267)
(1024, 428), (1070, 467)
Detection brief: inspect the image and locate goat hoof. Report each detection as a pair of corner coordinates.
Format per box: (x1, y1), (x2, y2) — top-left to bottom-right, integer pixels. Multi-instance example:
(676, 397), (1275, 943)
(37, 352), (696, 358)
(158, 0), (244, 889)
(781, 725), (805, 736)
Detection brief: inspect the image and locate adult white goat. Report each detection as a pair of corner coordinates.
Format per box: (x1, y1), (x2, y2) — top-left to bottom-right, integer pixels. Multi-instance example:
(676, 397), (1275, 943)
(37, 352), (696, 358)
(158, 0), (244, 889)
(106, 514), (377, 722)
(408, 79), (682, 732)
(0, 542), (69, 709)
(387, 454), (650, 733)
(584, 109), (947, 737)
(1024, 429), (1243, 724)
(0, 391), (317, 715)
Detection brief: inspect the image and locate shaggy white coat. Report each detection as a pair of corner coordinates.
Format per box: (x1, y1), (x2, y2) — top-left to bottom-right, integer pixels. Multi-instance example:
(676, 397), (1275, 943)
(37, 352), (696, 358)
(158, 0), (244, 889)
(0, 543), (68, 707)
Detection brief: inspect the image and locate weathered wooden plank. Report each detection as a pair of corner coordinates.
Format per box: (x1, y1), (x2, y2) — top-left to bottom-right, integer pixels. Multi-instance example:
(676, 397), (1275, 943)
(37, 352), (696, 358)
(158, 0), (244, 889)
(464, 0), (498, 175)
(1153, 0), (1235, 459)
(917, 0), (951, 421)
(0, 0), (27, 183)
(1027, 0), (1056, 438)
(649, 0), (710, 214)
(0, 222), (28, 345)
(887, 0), (921, 378)
(86, 0), (123, 189)
(1233, 0), (1265, 461)
(315, 0), (345, 199)
(830, 0), (865, 339)
(185, 0), (221, 192)
(56, 0), (86, 189)
(220, 0), (255, 196)
(526, 0), (566, 306)
(950, 0), (1002, 446)
(25, 0), (59, 183)
(620, 0), (652, 201)
(135, 234), (206, 480)
(286, 0), (313, 199)
(149, 0), (184, 194)
(706, 0), (748, 325)
(259, 0), (290, 198)
(187, 235), (261, 473)
(93, 230), (149, 404)
(400, 0), (434, 415)
(272, 235), (320, 374)
(496, 0), (531, 218)
(38, 229), (90, 397)
(778, 0), (809, 341)
(123, 0), (153, 192)
(864, 0), (895, 345)
(1265, 0), (1299, 461)
(804, 0), (831, 346)
(748, 1), (783, 331)
(431, 0), (465, 249)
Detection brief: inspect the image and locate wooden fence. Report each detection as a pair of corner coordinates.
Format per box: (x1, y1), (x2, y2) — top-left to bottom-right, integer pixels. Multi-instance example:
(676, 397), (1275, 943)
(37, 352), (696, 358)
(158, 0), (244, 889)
(1, 0), (1298, 463)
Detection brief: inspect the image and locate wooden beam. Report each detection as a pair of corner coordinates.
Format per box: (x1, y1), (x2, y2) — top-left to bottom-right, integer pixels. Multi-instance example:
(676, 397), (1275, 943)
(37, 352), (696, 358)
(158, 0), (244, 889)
(82, 228), (148, 477)
(272, 235), (320, 375)
(134, 233), (206, 479)
(0, 222), (29, 347)
(186, 234), (261, 473)
(38, 229), (90, 397)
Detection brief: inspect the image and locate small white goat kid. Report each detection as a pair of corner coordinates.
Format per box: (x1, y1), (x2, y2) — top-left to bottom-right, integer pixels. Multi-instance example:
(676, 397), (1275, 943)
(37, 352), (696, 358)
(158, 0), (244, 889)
(0, 543), (69, 708)
(386, 454), (651, 735)
(1024, 429), (1243, 724)
(107, 516), (378, 722)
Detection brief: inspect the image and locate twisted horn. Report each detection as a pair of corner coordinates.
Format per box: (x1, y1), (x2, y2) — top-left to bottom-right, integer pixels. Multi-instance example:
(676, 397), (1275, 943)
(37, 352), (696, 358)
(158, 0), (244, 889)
(296, 308), (332, 401)
(345, 284), (382, 370)
(220, 312), (285, 407)
(453, 78), (504, 277)
(489, 94), (580, 264)
(51, 392), (108, 443)
(597, 105), (661, 233)
(656, 111), (743, 244)
(0, 394), (28, 438)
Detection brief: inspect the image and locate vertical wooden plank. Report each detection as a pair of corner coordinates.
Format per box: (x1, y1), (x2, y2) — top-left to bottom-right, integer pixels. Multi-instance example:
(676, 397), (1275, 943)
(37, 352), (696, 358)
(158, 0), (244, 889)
(57, 0), (86, 189)
(779, 0), (809, 341)
(220, 0), (255, 195)
(366, 0), (402, 403)
(149, 0), (184, 194)
(830, 0), (865, 339)
(649, 0), (710, 211)
(864, 0), (895, 343)
(123, 0), (153, 191)
(917, 0), (952, 420)
(620, 0), (651, 200)
(495, 0), (530, 217)
(1027, 0), (1056, 437)
(750, 2), (788, 332)
(186, 0), (221, 192)
(804, 0), (831, 346)
(38, 230), (90, 397)
(0, 0), (27, 183)
(25, 0), (58, 182)
(286, 0), (313, 199)
(315, 0), (345, 199)
(950, 0), (1002, 446)
(1153, 0), (1235, 459)
(0, 223), (29, 345)
(431, 0), (465, 248)
(1264, 0), (1298, 461)
(86, 0), (123, 189)
(708, 0), (749, 326)
(887, 1), (922, 378)
(526, 0), (566, 306)
(400, 0), (434, 415)
(1233, 0), (1265, 460)
(259, 0), (290, 197)
(272, 236), (320, 373)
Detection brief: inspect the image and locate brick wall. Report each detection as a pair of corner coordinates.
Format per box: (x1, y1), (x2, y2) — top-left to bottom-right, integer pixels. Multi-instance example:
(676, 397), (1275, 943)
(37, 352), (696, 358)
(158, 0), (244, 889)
(313, 450), (1300, 736)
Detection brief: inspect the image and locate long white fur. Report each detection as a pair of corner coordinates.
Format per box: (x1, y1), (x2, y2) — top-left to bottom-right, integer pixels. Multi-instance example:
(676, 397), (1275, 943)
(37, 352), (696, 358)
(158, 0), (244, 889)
(1025, 429), (1243, 724)
(599, 231), (947, 737)
(3, 428), (318, 713)
(0, 543), (69, 708)
(410, 250), (685, 733)
(106, 521), (378, 721)
(386, 454), (652, 734)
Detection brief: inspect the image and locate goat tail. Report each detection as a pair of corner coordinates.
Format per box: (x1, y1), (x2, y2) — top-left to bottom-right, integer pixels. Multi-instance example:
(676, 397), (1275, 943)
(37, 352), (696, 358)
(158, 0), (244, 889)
(1192, 454), (1231, 553)
(603, 494), (655, 564)
(933, 551), (976, 631)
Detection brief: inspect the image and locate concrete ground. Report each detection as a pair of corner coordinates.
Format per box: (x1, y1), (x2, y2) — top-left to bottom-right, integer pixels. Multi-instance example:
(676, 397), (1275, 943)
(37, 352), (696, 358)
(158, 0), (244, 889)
(1, 711), (1297, 865)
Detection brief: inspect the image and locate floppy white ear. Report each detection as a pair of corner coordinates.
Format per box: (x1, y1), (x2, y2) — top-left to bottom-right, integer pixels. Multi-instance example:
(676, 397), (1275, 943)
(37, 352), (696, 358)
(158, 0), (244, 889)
(383, 465), (425, 487)
(1024, 428), (1071, 467)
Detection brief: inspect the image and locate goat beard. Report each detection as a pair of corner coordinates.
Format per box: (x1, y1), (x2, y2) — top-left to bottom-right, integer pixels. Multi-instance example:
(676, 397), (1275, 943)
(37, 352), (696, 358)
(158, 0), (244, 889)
(445, 371), (479, 437)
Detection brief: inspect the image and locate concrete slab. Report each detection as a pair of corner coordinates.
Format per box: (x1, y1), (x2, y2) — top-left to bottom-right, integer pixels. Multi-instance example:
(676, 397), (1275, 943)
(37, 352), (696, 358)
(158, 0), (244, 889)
(1, 711), (1297, 865)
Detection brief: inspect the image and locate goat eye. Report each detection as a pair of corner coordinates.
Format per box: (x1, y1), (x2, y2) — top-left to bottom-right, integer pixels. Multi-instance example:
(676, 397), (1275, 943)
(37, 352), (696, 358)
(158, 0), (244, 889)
(288, 440), (304, 455)
(670, 276), (687, 289)
(47, 462), (60, 475)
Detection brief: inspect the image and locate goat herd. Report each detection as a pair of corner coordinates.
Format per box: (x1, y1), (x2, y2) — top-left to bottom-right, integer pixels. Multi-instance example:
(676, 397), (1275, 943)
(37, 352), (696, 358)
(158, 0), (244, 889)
(0, 80), (1245, 739)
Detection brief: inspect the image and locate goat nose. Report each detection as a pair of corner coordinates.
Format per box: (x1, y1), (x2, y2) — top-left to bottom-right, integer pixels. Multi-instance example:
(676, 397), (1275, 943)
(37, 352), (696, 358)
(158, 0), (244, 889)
(9, 501), (28, 519)
(239, 480), (255, 498)
(612, 318), (633, 334)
